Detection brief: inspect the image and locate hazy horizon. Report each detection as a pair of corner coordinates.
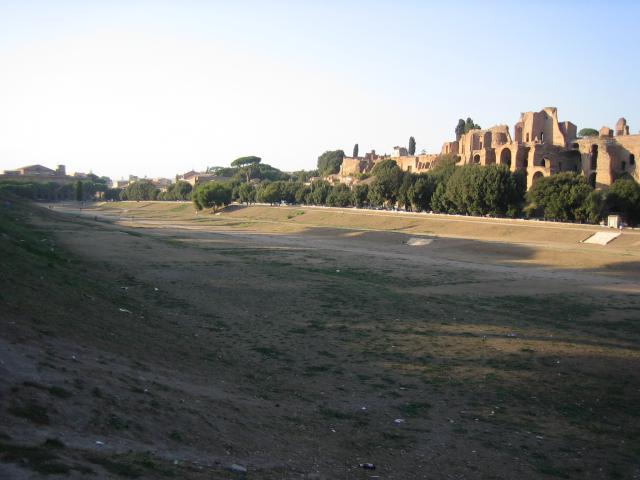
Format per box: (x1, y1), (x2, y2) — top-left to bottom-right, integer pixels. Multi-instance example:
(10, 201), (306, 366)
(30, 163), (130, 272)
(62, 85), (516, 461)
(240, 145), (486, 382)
(1, 0), (639, 181)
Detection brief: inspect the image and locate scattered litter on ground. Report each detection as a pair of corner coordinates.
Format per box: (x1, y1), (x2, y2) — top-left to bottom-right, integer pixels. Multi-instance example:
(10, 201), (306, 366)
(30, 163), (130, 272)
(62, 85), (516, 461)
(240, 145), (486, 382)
(394, 418), (405, 424)
(95, 440), (104, 446)
(118, 308), (132, 313)
(229, 463), (247, 473)
(359, 463), (375, 470)
(406, 237), (433, 246)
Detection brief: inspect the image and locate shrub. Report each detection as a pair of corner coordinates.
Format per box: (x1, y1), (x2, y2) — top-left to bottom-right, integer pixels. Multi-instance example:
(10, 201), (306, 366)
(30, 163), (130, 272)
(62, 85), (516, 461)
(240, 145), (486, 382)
(526, 172), (593, 222)
(193, 181), (232, 212)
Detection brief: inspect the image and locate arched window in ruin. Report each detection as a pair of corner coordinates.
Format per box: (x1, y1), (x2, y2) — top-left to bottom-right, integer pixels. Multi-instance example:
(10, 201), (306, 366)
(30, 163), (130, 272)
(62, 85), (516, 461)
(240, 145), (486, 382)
(532, 171), (544, 184)
(588, 172), (596, 188)
(473, 154), (481, 164)
(526, 133), (530, 143)
(540, 132), (544, 143)
(630, 154), (636, 165)
(590, 145), (598, 170)
(500, 149), (511, 167)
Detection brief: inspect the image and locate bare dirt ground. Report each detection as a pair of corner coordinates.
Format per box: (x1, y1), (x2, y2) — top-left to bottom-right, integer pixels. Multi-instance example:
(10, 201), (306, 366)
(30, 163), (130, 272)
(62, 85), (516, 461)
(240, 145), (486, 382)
(1, 201), (639, 479)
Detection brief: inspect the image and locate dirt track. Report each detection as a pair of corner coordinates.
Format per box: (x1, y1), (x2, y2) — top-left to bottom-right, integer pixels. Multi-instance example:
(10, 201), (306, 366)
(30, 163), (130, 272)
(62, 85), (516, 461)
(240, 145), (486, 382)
(1, 201), (639, 479)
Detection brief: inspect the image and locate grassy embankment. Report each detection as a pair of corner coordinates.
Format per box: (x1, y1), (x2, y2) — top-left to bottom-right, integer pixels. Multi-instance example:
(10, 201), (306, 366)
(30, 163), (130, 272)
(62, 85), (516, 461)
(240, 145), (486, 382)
(2, 197), (640, 478)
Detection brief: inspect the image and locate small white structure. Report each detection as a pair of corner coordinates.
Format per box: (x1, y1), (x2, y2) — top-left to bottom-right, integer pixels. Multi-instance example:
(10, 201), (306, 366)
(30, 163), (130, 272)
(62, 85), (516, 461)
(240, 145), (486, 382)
(607, 214), (622, 229)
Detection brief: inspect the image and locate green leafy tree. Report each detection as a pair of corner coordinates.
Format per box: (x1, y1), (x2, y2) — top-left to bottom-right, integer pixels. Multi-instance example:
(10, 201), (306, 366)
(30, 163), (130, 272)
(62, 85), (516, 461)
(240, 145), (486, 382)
(285, 182), (303, 204)
(317, 150), (345, 176)
(353, 144), (359, 158)
(237, 183), (256, 205)
(371, 159), (400, 176)
(174, 181), (193, 200)
(193, 181), (232, 212)
(256, 182), (281, 205)
(455, 119), (466, 141)
(231, 156), (262, 182)
(526, 172), (593, 222)
(606, 178), (640, 225)
(75, 180), (84, 201)
(583, 190), (606, 224)
(0, 180), (79, 201)
(398, 172), (415, 210)
(431, 183), (452, 213)
(465, 117), (481, 133)
(290, 170), (319, 183)
(440, 165), (524, 217)
(326, 184), (353, 207)
(455, 118), (480, 140)
(578, 128), (599, 138)
(104, 188), (122, 201)
(408, 136), (416, 156)
(409, 174), (437, 212)
(309, 180), (332, 205)
(253, 163), (290, 182)
(352, 184), (369, 208)
(368, 163), (403, 208)
(123, 180), (159, 201)
(163, 181), (192, 200)
(293, 184), (310, 204)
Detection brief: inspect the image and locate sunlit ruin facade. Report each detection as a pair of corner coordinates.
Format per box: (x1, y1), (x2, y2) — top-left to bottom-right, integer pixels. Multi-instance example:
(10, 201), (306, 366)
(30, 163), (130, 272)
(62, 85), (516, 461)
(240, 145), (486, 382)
(339, 107), (639, 189)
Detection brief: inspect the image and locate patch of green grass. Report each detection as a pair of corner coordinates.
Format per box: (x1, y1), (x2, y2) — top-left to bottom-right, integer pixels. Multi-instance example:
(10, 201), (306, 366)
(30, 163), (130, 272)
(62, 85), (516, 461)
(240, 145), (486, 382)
(87, 455), (141, 478)
(253, 346), (288, 360)
(318, 407), (356, 420)
(317, 350), (337, 358)
(8, 402), (50, 425)
(303, 364), (333, 376)
(0, 440), (72, 475)
(43, 438), (66, 449)
(48, 385), (73, 398)
(107, 414), (129, 430)
(398, 401), (431, 417)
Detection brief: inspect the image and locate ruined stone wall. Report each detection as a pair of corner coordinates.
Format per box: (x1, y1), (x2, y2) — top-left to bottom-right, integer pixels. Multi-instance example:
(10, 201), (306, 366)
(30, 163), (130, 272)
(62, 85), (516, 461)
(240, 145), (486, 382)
(339, 157), (368, 176)
(441, 141), (459, 156)
(394, 154), (440, 173)
(607, 135), (640, 181)
(516, 108), (573, 147)
(574, 134), (640, 187)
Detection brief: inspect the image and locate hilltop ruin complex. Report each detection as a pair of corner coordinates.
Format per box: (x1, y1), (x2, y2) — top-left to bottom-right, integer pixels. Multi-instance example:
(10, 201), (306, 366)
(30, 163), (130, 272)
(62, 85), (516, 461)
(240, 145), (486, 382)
(338, 107), (639, 189)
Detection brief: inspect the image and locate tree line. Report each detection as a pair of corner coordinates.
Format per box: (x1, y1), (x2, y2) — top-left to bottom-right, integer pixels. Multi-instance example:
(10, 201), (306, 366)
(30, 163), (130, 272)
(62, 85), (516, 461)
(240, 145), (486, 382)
(0, 174), (110, 202)
(2, 152), (638, 226)
(190, 156), (640, 226)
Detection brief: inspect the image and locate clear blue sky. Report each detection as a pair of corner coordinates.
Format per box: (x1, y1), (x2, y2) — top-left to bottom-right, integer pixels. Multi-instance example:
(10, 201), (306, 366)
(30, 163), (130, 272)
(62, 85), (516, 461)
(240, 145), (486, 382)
(1, 0), (638, 181)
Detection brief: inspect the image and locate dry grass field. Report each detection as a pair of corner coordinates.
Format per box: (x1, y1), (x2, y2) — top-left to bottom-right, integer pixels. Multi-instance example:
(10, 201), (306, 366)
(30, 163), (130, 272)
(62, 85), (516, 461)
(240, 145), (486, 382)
(1, 200), (639, 479)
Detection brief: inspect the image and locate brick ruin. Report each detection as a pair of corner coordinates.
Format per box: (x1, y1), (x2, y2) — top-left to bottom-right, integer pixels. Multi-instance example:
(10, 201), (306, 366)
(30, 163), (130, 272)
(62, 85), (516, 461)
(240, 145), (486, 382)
(338, 107), (639, 189)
